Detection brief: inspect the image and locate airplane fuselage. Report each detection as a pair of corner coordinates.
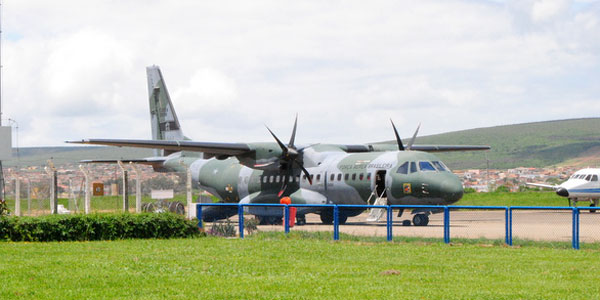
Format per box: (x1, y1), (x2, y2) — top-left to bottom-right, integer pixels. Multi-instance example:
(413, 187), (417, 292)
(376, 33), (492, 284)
(166, 149), (463, 212)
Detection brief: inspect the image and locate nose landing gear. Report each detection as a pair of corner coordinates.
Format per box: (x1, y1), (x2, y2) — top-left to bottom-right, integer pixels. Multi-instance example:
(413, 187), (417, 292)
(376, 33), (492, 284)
(412, 213), (430, 226)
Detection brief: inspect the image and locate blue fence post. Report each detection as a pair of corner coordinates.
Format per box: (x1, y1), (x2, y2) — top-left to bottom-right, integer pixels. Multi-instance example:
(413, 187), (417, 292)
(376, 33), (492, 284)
(572, 207), (580, 250)
(508, 208), (513, 246)
(238, 204), (244, 239)
(196, 204), (203, 229)
(284, 205), (290, 234)
(444, 206), (450, 244)
(333, 205), (339, 241)
(504, 207), (509, 245)
(386, 206), (392, 242)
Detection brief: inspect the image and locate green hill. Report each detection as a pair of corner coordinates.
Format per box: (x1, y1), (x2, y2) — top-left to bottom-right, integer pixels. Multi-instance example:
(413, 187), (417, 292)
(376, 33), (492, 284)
(3, 118), (600, 169)
(411, 118), (600, 169)
(4, 147), (155, 167)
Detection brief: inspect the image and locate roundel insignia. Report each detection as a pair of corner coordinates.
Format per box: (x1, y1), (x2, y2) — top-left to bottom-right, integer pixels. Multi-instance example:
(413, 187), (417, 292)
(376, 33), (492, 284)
(403, 183), (412, 194)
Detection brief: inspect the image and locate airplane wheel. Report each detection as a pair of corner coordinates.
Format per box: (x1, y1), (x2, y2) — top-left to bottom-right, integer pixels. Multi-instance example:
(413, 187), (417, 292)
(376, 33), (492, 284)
(402, 220), (411, 226)
(590, 204), (596, 213)
(296, 215), (306, 225)
(320, 212), (333, 224)
(339, 215), (348, 225)
(412, 214), (429, 226)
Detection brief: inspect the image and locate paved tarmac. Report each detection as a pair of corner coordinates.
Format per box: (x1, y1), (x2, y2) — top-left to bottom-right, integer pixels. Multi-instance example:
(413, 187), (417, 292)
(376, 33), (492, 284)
(241, 209), (600, 243)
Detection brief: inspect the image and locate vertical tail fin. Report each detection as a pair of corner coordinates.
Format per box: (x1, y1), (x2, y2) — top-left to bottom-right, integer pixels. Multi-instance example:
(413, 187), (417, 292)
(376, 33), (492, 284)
(146, 65), (186, 156)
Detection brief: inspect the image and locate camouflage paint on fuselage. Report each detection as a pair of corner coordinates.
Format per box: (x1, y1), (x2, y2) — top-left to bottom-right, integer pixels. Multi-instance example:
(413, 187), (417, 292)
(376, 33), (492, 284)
(167, 148), (463, 211)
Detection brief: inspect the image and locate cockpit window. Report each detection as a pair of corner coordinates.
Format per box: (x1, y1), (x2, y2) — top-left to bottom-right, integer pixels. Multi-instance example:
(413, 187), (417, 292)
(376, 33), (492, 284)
(409, 162), (417, 174)
(432, 161), (448, 172)
(419, 161), (436, 172)
(593, 175), (598, 182)
(586, 175), (592, 181)
(396, 162), (409, 174)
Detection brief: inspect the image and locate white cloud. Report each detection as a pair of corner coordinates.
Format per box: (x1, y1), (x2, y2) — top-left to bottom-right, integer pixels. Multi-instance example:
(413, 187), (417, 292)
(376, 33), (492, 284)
(1, 0), (600, 146)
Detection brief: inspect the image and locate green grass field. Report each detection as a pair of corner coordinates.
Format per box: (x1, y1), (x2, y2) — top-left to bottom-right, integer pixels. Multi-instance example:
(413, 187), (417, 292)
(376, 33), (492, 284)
(1, 232), (599, 299)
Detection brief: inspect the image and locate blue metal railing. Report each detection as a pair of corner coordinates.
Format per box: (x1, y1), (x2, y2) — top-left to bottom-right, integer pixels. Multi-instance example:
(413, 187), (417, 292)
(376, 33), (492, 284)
(196, 203), (599, 250)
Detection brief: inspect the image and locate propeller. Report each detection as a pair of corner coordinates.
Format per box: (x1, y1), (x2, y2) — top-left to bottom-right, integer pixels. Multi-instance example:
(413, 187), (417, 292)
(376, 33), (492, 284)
(265, 115), (312, 197)
(390, 121), (420, 151)
(390, 119), (405, 151)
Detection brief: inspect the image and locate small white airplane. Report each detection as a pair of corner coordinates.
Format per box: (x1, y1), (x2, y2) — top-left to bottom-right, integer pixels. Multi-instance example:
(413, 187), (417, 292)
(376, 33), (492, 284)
(526, 168), (600, 211)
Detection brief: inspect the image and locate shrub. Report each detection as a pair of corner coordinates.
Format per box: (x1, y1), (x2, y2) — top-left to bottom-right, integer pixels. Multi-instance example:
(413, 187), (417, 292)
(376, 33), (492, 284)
(0, 213), (202, 242)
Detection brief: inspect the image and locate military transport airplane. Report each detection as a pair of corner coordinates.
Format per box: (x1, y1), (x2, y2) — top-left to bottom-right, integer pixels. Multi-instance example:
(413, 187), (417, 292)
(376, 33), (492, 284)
(68, 66), (491, 226)
(527, 168), (600, 211)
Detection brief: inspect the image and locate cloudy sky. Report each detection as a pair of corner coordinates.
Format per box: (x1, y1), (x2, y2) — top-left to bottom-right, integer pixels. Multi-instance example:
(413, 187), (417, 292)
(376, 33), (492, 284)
(2, 0), (600, 147)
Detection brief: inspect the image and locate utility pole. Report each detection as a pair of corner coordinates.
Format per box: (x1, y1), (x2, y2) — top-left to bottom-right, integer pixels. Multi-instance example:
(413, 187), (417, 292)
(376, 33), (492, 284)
(45, 160), (57, 214)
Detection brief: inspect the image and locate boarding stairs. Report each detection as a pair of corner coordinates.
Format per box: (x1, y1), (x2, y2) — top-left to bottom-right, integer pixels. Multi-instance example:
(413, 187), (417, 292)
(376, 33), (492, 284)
(366, 186), (387, 222)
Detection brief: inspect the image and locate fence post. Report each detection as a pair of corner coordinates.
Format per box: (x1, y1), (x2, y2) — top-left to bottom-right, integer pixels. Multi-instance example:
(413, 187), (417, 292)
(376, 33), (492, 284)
(284, 205), (290, 234)
(508, 208), (513, 246)
(196, 204), (203, 229)
(572, 207), (580, 250)
(386, 206), (392, 242)
(238, 205), (244, 239)
(504, 207), (509, 245)
(333, 205), (339, 241)
(444, 206), (450, 244)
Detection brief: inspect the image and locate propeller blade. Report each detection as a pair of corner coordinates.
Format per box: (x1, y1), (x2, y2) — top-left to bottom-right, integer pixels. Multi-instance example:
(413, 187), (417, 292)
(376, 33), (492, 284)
(293, 160), (312, 185)
(288, 114), (298, 148)
(390, 119), (405, 151)
(266, 126), (288, 154)
(278, 173), (288, 197)
(406, 123), (421, 151)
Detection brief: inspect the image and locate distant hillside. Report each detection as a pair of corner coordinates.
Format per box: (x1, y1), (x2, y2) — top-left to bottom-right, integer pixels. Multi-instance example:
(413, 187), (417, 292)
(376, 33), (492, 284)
(411, 118), (600, 169)
(3, 118), (600, 169)
(3, 147), (155, 167)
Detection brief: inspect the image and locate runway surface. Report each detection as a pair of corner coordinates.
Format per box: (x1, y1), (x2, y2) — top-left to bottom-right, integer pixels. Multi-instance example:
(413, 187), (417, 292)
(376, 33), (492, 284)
(209, 209), (600, 243)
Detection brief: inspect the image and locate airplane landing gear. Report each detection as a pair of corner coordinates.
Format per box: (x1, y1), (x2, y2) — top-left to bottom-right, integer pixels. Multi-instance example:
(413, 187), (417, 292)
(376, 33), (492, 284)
(412, 214), (429, 226)
(320, 211), (348, 225)
(296, 215), (307, 225)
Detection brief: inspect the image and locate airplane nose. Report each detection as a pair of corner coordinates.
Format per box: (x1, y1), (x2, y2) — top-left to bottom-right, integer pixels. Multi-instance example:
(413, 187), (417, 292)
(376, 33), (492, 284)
(556, 188), (569, 197)
(441, 179), (463, 203)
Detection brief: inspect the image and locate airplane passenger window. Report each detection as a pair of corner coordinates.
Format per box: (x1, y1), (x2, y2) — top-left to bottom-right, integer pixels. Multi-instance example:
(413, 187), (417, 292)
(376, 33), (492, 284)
(352, 174), (356, 180)
(410, 162), (417, 173)
(330, 174), (335, 181)
(295, 175), (300, 182)
(396, 162), (409, 174)
(269, 176), (274, 183)
(367, 173), (371, 180)
(359, 173), (364, 180)
(289, 176), (293, 183)
(593, 175), (598, 181)
(432, 161), (448, 172)
(316, 174), (321, 182)
(310, 175), (314, 181)
(276, 176), (280, 183)
(345, 174), (349, 180)
(302, 175), (307, 181)
(586, 175), (592, 181)
(419, 161), (436, 172)
(338, 174), (342, 181)
(263, 176), (267, 183)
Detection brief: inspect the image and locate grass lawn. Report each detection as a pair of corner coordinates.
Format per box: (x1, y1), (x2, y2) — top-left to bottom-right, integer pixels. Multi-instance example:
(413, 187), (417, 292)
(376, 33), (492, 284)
(456, 191), (569, 207)
(1, 233), (599, 299)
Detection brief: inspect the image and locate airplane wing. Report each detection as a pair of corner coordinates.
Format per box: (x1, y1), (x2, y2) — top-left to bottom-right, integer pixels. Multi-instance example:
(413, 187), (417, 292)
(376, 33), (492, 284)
(525, 182), (559, 190)
(67, 139), (252, 156)
(342, 144), (491, 153)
